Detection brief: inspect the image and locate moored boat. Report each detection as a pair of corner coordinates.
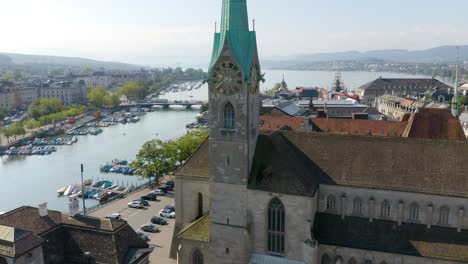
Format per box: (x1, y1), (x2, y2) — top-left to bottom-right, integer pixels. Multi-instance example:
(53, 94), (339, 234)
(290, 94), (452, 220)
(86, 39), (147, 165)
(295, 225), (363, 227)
(57, 186), (67, 195)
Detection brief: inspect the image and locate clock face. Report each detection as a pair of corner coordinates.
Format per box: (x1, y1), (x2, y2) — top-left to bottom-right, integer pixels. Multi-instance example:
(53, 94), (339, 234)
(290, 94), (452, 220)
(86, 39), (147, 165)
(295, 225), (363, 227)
(212, 60), (243, 95)
(249, 61), (260, 94)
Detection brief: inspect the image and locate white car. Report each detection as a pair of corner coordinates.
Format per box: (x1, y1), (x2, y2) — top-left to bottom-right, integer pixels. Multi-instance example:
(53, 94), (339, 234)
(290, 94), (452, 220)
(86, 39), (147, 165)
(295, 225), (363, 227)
(159, 209), (176, 218)
(128, 201), (144, 209)
(151, 189), (164, 196)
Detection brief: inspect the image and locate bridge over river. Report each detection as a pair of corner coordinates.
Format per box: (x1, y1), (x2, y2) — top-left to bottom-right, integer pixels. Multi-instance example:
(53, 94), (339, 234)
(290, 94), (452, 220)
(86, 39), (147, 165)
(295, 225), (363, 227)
(132, 100), (207, 108)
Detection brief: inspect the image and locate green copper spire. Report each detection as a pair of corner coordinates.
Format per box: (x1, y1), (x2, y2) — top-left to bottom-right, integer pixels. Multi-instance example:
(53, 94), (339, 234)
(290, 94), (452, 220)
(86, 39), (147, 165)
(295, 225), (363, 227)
(220, 0), (249, 31)
(452, 47), (460, 117)
(208, 0), (258, 79)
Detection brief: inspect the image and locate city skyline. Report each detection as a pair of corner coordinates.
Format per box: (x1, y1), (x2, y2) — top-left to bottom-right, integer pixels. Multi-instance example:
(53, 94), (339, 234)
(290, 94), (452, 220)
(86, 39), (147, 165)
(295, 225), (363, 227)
(1, 0), (468, 65)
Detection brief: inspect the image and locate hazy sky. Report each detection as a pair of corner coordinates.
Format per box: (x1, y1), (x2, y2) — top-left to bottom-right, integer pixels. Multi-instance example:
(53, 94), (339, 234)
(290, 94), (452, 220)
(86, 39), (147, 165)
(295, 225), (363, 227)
(1, 0), (468, 65)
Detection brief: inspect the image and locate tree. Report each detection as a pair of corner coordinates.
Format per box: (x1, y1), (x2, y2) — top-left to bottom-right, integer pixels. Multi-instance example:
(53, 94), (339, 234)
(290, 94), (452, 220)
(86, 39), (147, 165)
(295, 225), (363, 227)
(2, 122), (25, 141)
(130, 128), (208, 187)
(23, 119), (41, 130)
(28, 98), (64, 119)
(199, 103), (209, 114)
(118, 81), (148, 101)
(87, 86), (120, 108)
(0, 107), (6, 119)
(266, 83), (281, 94)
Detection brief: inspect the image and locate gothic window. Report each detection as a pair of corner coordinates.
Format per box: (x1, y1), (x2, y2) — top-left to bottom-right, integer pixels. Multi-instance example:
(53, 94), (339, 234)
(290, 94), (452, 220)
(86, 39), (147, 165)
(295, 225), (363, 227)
(192, 248), (203, 264)
(439, 206), (450, 225)
(267, 198), (285, 254)
(353, 197), (363, 215)
(197, 193), (203, 219)
(409, 203), (420, 221)
(347, 258), (357, 264)
(321, 254), (331, 264)
(326, 195), (337, 212)
(381, 200), (391, 218)
(223, 102), (235, 129)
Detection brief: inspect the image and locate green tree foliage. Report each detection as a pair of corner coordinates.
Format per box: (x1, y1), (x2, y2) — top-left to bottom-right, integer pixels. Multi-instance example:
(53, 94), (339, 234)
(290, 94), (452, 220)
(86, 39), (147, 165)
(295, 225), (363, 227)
(23, 119), (41, 130)
(118, 81), (148, 100)
(0, 107), (6, 119)
(0, 70), (22, 81)
(266, 83), (281, 94)
(2, 122), (25, 139)
(87, 86), (120, 108)
(199, 103), (209, 114)
(36, 105), (88, 125)
(28, 98), (65, 119)
(131, 128), (208, 185)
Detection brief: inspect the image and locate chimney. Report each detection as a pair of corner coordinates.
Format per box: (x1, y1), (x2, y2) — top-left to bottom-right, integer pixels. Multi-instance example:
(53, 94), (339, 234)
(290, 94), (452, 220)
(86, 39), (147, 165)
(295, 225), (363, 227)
(68, 195), (80, 217)
(38, 202), (48, 217)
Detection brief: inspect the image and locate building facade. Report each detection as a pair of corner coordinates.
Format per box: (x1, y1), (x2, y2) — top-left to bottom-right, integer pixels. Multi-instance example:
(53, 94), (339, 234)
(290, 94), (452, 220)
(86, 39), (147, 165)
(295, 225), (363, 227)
(171, 1), (468, 264)
(39, 81), (87, 106)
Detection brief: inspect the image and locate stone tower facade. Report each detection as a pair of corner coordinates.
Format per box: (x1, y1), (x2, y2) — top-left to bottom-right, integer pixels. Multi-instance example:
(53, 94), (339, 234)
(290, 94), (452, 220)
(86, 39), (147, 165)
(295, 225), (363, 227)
(207, 0), (261, 262)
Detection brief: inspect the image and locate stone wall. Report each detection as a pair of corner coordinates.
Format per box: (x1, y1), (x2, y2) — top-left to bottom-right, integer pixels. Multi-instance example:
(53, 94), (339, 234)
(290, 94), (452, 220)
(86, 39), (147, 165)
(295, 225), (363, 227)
(319, 244), (464, 264)
(177, 239), (209, 264)
(246, 189), (317, 262)
(14, 246), (44, 264)
(319, 185), (468, 230)
(175, 175), (210, 228)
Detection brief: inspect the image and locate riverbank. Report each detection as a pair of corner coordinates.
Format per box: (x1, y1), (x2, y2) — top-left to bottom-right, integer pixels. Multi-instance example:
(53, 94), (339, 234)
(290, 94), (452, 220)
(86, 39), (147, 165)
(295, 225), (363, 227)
(0, 107), (199, 212)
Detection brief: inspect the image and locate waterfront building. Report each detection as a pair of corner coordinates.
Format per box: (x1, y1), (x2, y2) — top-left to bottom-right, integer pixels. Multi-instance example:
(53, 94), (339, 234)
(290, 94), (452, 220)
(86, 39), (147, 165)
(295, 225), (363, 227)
(355, 77), (451, 106)
(39, 80), (87, 106)
(0, 200), (152, 264)
(0, 81), (15, 111)
(171, 1), (468, 263)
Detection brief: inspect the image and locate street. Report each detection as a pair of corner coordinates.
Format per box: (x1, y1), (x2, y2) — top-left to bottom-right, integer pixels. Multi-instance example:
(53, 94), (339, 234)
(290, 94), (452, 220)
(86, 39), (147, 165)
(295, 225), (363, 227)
(90, 188), (176, 264)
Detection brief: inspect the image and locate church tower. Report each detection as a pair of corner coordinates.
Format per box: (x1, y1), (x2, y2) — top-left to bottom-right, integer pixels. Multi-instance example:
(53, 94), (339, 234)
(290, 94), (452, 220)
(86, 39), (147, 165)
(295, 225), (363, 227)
(208, 0), (261, 262)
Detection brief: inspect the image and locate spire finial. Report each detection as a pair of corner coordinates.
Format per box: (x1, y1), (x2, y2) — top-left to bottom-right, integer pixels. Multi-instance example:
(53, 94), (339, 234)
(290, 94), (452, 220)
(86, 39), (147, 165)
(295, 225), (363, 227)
(253, 19), (255, 31)
(215, 21), (217, 33)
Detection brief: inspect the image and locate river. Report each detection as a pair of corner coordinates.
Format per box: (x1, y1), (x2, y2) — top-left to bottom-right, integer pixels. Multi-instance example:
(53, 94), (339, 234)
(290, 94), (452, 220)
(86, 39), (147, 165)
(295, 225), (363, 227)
(0, 70), (433, 213)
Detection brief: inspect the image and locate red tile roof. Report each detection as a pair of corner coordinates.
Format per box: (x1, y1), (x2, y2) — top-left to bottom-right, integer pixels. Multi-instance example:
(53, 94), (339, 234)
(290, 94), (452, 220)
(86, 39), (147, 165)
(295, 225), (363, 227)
(311, 118), (408, 137)
(259, 116), (304, 132)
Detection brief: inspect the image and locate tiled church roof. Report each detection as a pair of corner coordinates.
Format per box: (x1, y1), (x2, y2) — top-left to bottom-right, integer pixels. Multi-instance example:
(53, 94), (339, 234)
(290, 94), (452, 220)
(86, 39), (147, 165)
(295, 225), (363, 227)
(283, 131), (468, 198)
(313, 213), (468, 262)
(176, 214), (210, 242)
(175, 137), (210, 178)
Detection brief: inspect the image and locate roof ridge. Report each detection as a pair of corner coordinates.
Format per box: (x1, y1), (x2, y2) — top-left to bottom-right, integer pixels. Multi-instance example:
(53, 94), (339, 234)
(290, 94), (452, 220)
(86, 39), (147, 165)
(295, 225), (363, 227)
(174, 136), (209, 175)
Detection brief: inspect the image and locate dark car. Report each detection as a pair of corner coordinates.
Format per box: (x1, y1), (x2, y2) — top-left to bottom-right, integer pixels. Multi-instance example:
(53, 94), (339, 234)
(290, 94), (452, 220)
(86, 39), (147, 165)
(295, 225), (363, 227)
(151, 216), (167, 225)
(141, 193), (157, 201)
(159, 185), (170, 193)
(166, 180), (175, 190)
(137, 231), (150, 241)
(164, 205), (175, 213)
(133, 199), (149, 206)
(140, 224), (160, 233)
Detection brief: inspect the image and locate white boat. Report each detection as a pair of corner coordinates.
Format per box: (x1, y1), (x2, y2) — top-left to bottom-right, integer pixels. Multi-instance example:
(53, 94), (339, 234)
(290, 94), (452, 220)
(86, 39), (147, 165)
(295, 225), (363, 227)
(57, 186), (67, 195)
(63, 185), (73, 196)
(117, 186), (126, 191)
(108, 184), (119, 189)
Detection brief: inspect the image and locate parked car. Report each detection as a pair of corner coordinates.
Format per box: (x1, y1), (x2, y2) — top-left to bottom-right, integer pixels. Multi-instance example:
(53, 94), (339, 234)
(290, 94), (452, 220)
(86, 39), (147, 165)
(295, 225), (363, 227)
(164, 205), (176, 213)
(159, 185), (170, 193)
(141, 193), (157, 201)
(159, 209), (176, 219)
(105, 213), (121, 220)
(137, 231), (150, 241)
(133, 199), (149, 206)
(151, 216), (167, 225)
(128, 201), (144, 209)
(151, 189), (164, 196)
(140, 224), (160, 233)
(166, 181), (174, 191)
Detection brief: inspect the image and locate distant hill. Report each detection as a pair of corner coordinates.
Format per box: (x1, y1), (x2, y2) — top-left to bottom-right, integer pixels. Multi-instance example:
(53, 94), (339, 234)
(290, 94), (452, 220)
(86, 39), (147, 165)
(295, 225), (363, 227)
(292, 45), (468, 63)
(0, 52), (140, 70)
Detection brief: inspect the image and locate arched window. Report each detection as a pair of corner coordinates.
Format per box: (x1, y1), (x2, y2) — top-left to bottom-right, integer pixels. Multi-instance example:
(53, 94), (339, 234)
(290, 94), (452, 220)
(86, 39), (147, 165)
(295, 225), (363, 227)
(197, 193), (203, 219)
(409, 203), (419, 221)
(326, 195), (336, 212)
(268, 198), (285, 254)
(347, 258), (357, 264)
(223, 102), (235, 129)
(381, 200), (391, 218)
(321, 254), (331, 264)
(335, 256), (344, 264)
(353, 197), (363, 215)
(192, 248), (203, 264)
(439, 206), (450, 225)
